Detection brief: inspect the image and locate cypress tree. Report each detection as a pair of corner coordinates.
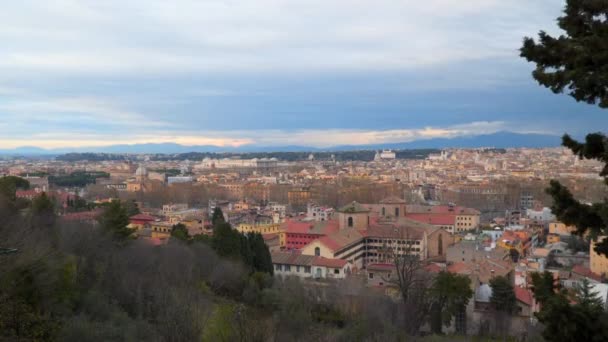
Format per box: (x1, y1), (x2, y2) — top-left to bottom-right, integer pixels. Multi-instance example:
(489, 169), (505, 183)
(520, 0), (608, 256)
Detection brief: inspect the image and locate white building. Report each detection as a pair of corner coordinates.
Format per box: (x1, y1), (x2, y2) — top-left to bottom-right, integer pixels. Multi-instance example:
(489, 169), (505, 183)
(167, 176), (194, 185)
(307, 203), (335, 222)
(195, 157), (278, 169)
(526, 207), (555, 223)
(271, 252), (352, 280)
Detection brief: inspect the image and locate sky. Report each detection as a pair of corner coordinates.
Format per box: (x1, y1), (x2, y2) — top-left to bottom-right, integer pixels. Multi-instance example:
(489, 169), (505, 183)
(0, 0), (606, 150)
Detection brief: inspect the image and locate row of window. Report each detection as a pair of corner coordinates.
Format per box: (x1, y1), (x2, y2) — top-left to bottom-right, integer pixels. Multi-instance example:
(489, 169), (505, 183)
(275, 264), (312, 273)
(367, 239), (420, 245)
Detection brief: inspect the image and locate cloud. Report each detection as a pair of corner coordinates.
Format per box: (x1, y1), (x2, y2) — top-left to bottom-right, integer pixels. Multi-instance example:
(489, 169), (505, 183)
(0, 0), (562, 75)
(0, 121), (544, 150)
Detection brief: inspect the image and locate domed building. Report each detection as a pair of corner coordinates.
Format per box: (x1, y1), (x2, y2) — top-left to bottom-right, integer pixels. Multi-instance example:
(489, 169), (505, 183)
(127, 164), (159, 192)
(135, 164), (148, 182)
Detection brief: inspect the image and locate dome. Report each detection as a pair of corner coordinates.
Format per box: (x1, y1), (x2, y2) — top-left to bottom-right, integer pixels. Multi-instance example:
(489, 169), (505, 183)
(135, 164), (148, 177)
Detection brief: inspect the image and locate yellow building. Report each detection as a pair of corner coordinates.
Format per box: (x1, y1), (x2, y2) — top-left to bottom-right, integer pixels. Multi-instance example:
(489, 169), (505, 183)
(590, 236), (608, 277)
(236, 222), (283, 235)
(150, 222), (173, 239)
(549, 222), (577, 236)
(546, 233), (560, 244)
(455, 212), (480, 232)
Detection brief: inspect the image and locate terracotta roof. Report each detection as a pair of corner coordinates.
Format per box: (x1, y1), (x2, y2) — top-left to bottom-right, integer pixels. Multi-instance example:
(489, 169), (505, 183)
(61, 209), (102, 221)
(130, 214), (157, 221)
(313, 257), (348, 268)
(283, 219), (339, 235)
(406, 213), (455, 226)
(572, 264), (603, 282)
(379, 196), (406, 204)
(515, 287), (533, 306)
(406, 204), (480, 215)
(363, 224), (426, 240)
(271, 252), (316, 266)
(447, 262), (471, 274)
(318, 228), (365, 252)
(426, 263), (443, 273)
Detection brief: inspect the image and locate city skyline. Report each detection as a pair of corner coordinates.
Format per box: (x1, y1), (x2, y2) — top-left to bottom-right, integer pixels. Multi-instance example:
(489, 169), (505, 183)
(1, 0), (606, 150)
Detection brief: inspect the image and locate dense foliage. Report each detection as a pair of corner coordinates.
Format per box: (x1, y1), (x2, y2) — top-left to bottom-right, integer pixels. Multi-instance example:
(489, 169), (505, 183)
(0, 187), (425, 341)
(531, 272), (608, 342)
(521, 0), (608, 256)
(49, 172), (110, 188)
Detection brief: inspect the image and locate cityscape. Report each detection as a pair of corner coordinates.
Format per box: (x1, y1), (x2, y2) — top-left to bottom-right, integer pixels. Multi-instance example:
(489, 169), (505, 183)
(1, 1), (607, 341)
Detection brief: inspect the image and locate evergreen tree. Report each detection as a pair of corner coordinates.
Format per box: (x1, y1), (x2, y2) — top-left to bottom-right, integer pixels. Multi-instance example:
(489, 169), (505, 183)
(489, 276), (516, 314)
(171, 223), (189, 242)
(31, 192), (56, 227)
(429, 271), (473, 334)
(212, 222), (241, 258)
(574, 278), (604, 312)
(123, 199), (141, 217)
(248, 232), (274, 275)
(532, 272), (608, 342)
(520, 0), (608, 256)
(97, 200), (133, 241)
(239, 234), (254, 268)
(211, 207), (225, 226)
(31, 192), (55, 216)
(0, 176), (30, 202)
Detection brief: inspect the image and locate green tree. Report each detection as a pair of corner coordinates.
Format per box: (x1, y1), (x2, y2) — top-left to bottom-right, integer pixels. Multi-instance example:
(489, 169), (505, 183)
(489, 276), (516, 314)
(97, 200), (133, 241)
(574, 278), (604, 311)
(171, 223), (189, 242)
(202, 304), (236, 342)
(212, 222), (241, 258)
(489, 275), (516, 338)
(31, 192), (55, 216)
(31, 192), (57, 227)
(239, 234), (254, 269)
(248, 232), (274, 275)
(0, 176), (30, 202)
(211, 207), (225, 226)
(429, 271), (473, 334)
(533, 273), (608, 342)
(520, 0), (608, 256)
(123, 199), (140, 217)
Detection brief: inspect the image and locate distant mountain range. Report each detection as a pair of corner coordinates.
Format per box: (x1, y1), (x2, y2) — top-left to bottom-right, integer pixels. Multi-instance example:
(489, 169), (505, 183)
(0, 131), (563, 155)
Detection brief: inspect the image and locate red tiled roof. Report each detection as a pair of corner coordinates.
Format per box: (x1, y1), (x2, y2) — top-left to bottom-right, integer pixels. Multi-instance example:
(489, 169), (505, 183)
(515, 287), (533, 306)
(408, 205), (480, 215)
(447, 262), (471, 274)
(130, 214), (157, 221)
(313, 257), (348, 268)
(426, 263), (443, 273)
(61, 209), (102, 221)
(572, 264), (603, 282)
(406, 213), (455, 226)
(318, 235), (342, 251)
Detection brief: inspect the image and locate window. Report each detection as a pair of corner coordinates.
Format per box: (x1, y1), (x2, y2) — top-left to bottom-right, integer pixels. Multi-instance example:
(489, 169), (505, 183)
(275, 264), (280, 271)
(382, 207), (386, 216)
(304, 266), (311, 273)
(296, 266), (300, 272)
(314, 247), (321, 256)
(348, 217), (353, 227)
(368, 272), (374, 279)
(395, 207), (399, 217)
(334, 269), (340, 274)
(285, 265), (291, 272)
